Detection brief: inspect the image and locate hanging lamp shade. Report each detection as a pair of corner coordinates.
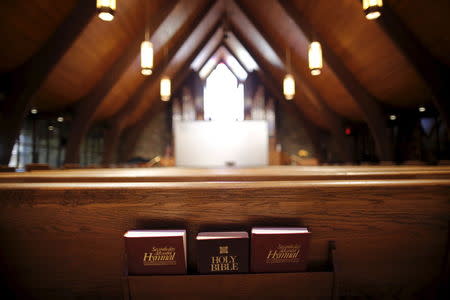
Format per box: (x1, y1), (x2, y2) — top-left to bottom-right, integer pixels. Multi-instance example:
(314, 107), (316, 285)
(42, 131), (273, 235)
(96, 0), (116, 21)
(283, 74), (295, 100)
(308, 41), (323, 76)
(140, 40), (153, 76)
(160, 77), (171, 101)
(363, 0), (383, 20)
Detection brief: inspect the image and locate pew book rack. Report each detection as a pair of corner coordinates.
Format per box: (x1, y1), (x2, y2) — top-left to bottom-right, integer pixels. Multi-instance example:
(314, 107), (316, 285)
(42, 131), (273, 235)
(122, 241), (337, 299)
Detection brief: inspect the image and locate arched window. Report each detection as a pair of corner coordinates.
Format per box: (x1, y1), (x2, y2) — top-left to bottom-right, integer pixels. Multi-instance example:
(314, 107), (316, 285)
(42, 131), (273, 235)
(203, 63), (244, 121)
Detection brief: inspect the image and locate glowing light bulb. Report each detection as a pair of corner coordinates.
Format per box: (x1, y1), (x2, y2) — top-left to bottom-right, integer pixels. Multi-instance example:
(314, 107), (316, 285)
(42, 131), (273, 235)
(141, 40), (153, 76)
(283, 74), (295, 100)
(96, 0), (116, 21)
(363, 0), (383, 20)
(160, 77), (171, 101)
(308, 41), (323, 76)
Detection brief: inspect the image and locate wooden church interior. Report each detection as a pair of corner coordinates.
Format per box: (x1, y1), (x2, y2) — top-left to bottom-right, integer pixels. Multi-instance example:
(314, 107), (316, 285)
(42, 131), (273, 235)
(0, 0), (449, 299)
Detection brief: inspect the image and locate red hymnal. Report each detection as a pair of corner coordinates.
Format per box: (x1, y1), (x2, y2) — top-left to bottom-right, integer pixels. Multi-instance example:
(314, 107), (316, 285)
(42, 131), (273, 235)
(251, 227), (311, 273)
(124, 229), (187, 275)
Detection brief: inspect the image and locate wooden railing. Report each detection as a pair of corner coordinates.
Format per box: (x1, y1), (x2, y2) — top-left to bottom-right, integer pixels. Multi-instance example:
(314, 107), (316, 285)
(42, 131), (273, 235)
(0, 165), (450, 183)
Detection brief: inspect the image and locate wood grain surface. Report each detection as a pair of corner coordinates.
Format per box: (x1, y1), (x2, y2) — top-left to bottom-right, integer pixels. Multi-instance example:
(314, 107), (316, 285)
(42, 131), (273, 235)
(126, 272), (334, 300)
(1, 166), (450, 183)
(0, 177), (449, 298)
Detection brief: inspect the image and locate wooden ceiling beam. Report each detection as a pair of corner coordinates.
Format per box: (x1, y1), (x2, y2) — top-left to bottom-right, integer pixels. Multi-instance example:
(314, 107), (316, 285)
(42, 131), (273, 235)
(374, 1), (450, 133)
(231, 0), (352, 162)
(205, 45), (249, 81)
(198, 46), (244, 83)
(64, 0), (179, 164)
(0, 0), (96, 164)
(222, 44), (250, 73)
(196, 42), (223, 74)
(110, 21), (224, 164)
(278, 0), (392, 161)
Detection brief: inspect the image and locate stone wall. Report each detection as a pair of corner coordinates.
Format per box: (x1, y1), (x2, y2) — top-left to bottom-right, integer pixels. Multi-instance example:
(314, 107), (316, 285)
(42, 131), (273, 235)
(131, 106), (171, 160)
(277, 103), (315, 159)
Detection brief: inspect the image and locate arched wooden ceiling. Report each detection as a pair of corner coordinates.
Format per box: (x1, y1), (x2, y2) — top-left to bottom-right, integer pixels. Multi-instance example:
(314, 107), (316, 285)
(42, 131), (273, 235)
(1, 0), (450, 155)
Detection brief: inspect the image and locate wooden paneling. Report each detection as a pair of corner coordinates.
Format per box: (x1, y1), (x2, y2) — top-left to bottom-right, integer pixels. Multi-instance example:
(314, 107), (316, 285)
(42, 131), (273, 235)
(240, 0), (363, 122)
(0, 178), (448, 298)
(126, 272), (334, 299)
(34, 0), (159, 112)
(288, 0), (430, 108)
(0, 0), (77, 72)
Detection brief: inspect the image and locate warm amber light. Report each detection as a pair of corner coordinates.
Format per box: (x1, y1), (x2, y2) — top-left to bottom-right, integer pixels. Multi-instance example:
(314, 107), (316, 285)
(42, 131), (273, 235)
(298, 149), (309, 157)
(308, 41), (323, 76)
(160, 77), (171, 101)
(363, 0), (383, 20)
(141, 40), (153, 76)
(96, 0), (116, 21)
(283, 74), (295, 100)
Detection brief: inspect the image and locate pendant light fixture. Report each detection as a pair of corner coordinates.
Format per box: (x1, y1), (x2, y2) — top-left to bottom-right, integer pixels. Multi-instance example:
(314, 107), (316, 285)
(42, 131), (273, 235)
(160, 77), (171, 101)
(283, 48), (295, 100)
(96, 0), (116, 22)
(141, 0), (153, 76)
(308, 41), (323, 76)
(362, 0), (383, 20)
(160, 47), (171, 101)
(141, 40), (153, 75)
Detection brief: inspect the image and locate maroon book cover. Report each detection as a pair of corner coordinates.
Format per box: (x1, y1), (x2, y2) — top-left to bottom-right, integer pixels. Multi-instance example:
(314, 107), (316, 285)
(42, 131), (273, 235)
(251, 227), (311, 273)
(124, 229), (186, 275)
(196, 231), (249, 274)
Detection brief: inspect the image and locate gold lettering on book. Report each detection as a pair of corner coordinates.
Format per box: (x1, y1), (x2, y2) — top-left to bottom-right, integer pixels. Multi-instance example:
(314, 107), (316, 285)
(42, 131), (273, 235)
(210, 255), (238, 271)
(143, 246), (176, 266)
(266, 244), (301, 264)
(210, 246), (239, 271)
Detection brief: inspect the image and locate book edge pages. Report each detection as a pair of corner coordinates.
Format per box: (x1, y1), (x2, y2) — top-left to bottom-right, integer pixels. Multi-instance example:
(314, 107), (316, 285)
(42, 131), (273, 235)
(251, 227), (309, 234)
(123, 229), (186, 238)
(196, 231), (249, 240)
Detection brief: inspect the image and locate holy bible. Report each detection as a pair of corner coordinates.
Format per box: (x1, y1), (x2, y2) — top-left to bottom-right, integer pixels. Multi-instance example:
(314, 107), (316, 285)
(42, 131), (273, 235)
(251, 227), (311, 273)
(124, 229), (187, 275)
(196, 231), (249, 274)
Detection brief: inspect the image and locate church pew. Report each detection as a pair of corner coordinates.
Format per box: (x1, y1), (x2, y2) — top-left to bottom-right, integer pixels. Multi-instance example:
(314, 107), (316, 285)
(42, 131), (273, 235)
(0, 179), (448, 298)
(0, 165), (450, 183)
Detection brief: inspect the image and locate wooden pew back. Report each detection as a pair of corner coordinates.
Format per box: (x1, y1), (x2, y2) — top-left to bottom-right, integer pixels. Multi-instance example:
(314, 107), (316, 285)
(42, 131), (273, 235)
(0, 179), (448, 298)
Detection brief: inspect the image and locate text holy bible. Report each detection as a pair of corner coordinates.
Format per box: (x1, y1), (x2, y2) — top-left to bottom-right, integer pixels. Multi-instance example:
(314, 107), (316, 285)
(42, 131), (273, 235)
(251, 227), (311, 273)
(196, 231), (249, 274)
(124, 229), (187, 275)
